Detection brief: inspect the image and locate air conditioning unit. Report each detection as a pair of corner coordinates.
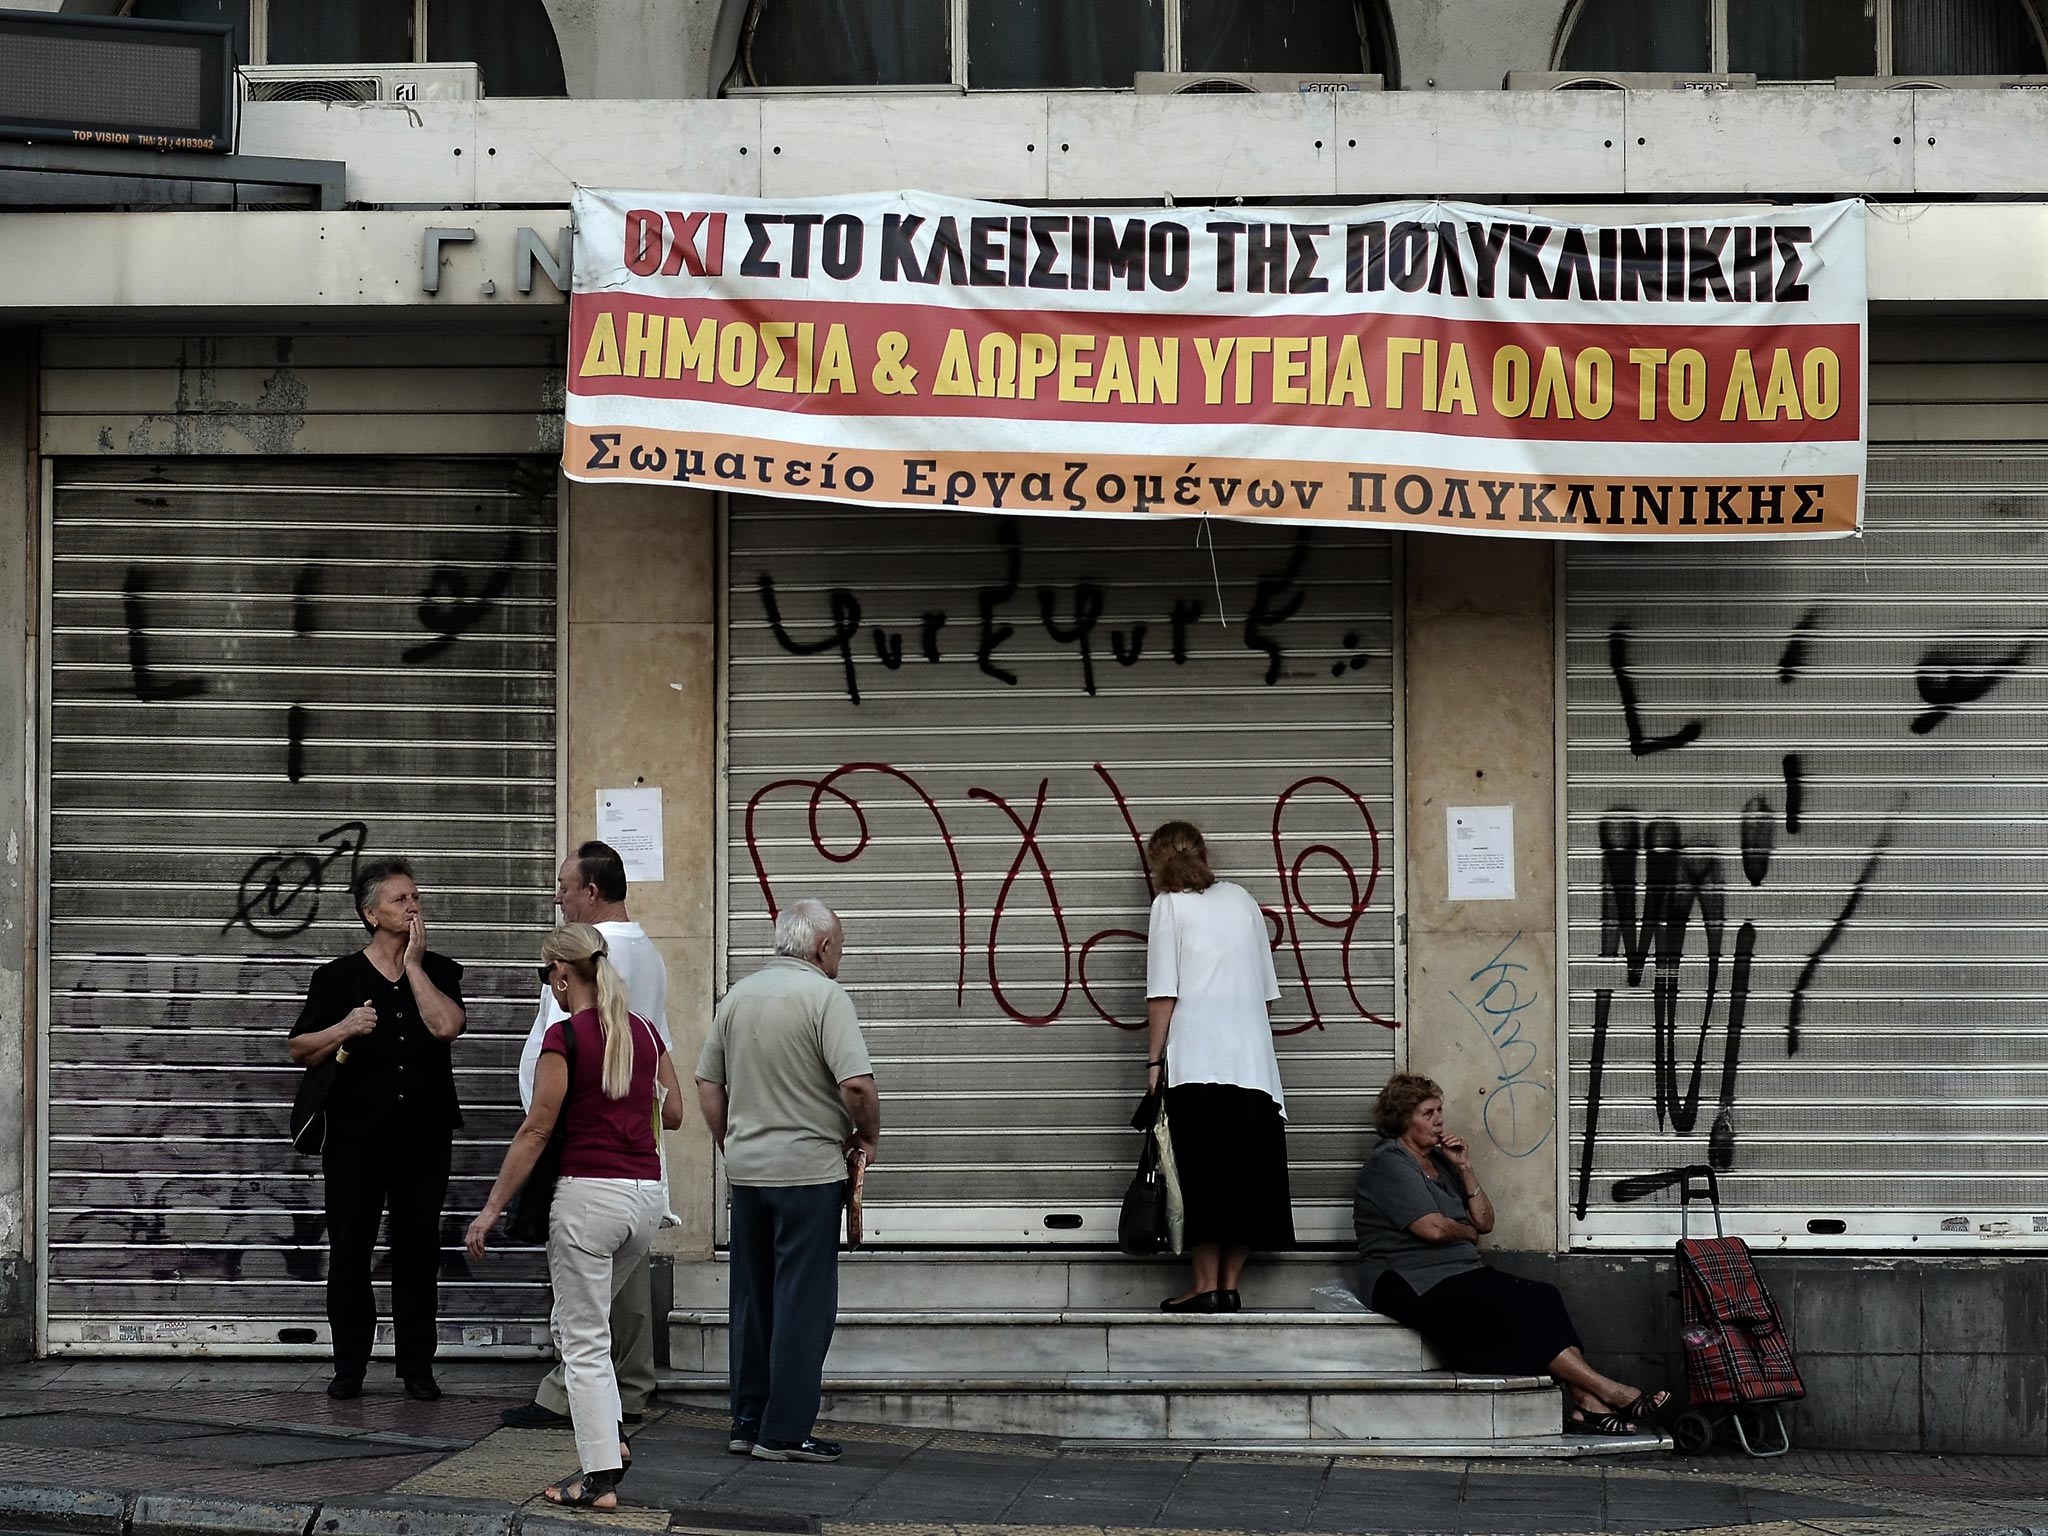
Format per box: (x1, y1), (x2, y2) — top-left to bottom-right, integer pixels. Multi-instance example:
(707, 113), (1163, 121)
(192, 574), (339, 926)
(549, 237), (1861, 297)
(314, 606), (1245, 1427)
(1835, 74), (2048, 90)
(1505, 71), (1757, 92)
(1135, 72), (1382, 95)
(239, 63), (483, 104)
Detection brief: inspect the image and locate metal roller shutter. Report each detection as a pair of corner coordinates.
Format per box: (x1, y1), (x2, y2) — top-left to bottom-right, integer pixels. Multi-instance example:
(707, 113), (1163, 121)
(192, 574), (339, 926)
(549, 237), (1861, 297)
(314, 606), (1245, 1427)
(44, 457), (559, 1352)
(1564, 442), (2048, 1248)
(725, 499), (1402, 1244)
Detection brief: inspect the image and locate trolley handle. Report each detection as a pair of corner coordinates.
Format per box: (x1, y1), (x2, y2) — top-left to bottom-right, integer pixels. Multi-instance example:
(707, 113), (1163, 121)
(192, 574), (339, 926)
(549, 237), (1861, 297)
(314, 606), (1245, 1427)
(1678, 1164), (1724, 1240)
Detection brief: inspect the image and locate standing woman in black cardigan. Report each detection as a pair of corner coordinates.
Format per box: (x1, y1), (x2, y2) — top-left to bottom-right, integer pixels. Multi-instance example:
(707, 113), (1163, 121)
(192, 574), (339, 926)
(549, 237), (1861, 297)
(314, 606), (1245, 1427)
(288, 858), (466, 1402)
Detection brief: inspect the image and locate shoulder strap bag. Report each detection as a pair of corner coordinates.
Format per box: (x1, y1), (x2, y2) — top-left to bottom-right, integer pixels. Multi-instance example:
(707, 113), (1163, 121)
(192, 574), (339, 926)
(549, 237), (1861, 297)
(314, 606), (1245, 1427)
(504, 1014), (580, 1245)
(288, 1055), (339, 1156)
(1117, 1116), (1172, 1256)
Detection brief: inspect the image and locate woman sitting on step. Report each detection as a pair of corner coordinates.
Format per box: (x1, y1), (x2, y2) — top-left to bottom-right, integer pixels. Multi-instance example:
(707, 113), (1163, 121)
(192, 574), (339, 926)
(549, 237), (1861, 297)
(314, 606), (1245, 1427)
(1353, 1073), (1673, 1436)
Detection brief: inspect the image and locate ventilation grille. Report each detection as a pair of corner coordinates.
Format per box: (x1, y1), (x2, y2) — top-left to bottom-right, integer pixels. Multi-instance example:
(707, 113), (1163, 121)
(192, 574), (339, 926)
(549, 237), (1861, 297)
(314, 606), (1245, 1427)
(244, 76), (379, 103)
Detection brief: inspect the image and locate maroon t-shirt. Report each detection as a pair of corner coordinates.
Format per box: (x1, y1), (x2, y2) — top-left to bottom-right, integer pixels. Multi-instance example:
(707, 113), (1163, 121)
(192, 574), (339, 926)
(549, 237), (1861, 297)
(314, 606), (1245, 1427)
(541, 1008), (662, 1179)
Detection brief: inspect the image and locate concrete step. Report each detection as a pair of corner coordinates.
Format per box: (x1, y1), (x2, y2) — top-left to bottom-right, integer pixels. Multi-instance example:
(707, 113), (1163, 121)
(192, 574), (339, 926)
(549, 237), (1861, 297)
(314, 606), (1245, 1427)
(668, 1250), (1360, 1313)
(669, 1307), (1444, 1375)
(656, 1365), (1566, 1443)
(1056, 1434), (1674, 1459)
(661, 1254), (1640, 1452)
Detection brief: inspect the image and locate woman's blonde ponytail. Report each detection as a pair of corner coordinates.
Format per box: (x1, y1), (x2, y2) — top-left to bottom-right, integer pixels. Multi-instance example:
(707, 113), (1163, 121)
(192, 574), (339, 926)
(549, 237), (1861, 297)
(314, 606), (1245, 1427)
(594, 953), (633, 1100)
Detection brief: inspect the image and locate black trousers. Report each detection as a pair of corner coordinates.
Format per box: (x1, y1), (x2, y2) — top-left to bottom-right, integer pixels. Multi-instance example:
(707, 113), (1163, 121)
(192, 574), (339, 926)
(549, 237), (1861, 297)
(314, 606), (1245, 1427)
(727, 1181), (845, 1443)
(322, 1117), (453, 1379)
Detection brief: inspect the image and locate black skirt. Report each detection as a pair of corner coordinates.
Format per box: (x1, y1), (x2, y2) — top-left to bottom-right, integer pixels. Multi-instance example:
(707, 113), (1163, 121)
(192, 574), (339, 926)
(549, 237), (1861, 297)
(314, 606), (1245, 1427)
(1370, 1265), (1582, 1376)
(1165, 1082), (1294, 1250)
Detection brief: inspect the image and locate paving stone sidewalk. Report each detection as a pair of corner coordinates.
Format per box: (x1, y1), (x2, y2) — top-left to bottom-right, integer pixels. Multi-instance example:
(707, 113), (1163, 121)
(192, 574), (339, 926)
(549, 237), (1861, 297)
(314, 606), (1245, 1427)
(0, 1361), (2042, 1536)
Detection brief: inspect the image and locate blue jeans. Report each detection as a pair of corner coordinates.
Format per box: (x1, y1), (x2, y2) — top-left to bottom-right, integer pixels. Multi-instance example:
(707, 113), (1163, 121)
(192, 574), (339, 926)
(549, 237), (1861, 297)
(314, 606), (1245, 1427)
(728, 1180), (845, 1442)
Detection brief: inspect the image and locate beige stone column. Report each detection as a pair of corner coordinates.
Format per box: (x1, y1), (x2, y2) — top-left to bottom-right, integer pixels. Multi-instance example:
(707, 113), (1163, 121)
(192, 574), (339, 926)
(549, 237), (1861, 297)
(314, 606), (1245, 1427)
(0, 329), (34, 1356)
(563, 478), (719, 1258)
(1401, 534), (1561, 1251)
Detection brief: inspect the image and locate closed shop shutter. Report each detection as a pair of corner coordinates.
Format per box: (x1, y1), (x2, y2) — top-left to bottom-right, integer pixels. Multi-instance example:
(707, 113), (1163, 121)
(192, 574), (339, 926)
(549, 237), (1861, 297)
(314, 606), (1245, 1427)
(1565, 364), (2048, 1245)
(725, 500), (1401, 1244)
(44, 457), (559, 1351)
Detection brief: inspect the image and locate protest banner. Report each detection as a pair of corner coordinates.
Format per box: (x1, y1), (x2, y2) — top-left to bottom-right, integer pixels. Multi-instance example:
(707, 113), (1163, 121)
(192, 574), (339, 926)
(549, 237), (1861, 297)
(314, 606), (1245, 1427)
(564, 191), (1865, 540)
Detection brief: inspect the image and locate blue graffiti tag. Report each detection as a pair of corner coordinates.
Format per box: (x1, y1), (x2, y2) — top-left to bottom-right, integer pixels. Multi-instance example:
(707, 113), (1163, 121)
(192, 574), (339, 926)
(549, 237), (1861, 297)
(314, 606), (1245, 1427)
(1449, 932), (1554, 1159)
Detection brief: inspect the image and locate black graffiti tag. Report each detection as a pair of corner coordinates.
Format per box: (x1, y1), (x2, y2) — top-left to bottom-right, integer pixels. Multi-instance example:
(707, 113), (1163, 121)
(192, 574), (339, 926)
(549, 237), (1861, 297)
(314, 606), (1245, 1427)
(123, 567), (207, 702)
(224, 821), (369, 939)
(404, 562), (514, 664)
(1607, 621), (1703, 756)
(759, 574), (864, 703)
(1243, 532), (1309, 685)
(1913, 643), (2031, 735)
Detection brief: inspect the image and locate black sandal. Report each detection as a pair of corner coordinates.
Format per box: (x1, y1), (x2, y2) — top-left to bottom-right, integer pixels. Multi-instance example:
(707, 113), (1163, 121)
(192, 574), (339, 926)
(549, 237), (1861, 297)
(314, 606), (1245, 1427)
(1617, 1389), (1674, 1427)
(544, 1467), (622, 1509)
(1572, 1409), (1642, 1437)
(617, 1437), (633, 1481)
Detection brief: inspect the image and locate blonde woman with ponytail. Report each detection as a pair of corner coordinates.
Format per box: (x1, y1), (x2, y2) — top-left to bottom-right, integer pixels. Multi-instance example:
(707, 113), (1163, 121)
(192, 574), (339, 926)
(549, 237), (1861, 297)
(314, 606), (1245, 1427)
(466, 923), (684, 1510)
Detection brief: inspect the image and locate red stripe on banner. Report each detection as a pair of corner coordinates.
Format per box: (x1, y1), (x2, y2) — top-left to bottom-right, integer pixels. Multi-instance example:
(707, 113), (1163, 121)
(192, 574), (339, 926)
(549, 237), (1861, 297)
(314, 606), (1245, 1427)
(566, 294), (1863, 447)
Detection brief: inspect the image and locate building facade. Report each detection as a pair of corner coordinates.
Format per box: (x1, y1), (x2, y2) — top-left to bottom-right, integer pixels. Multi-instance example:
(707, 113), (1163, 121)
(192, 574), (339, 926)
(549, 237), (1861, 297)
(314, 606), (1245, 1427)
(0, 0), (2044, 1452)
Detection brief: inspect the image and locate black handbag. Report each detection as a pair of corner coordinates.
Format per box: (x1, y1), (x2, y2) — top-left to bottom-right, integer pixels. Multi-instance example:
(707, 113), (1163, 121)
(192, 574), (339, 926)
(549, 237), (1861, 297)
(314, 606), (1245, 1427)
(1117, 1085), (1172, 1256)
(504, 1015), (578, 1245)
(288, 1058), (338, 1156)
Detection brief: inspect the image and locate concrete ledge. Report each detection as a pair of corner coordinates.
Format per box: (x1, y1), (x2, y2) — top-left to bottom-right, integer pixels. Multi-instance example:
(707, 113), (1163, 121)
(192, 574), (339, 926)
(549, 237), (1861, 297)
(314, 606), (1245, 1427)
(309, 1497), (518, 1536)
(0, 1486), (129, 1534)
(0, 1488), (680, 1536)
(130, 1495), (317, 1536)
(658, 1369), (1554, 1392)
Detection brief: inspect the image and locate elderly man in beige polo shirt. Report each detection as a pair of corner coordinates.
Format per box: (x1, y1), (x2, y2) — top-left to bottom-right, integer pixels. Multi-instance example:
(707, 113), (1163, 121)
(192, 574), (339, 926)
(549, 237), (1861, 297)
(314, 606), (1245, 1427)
(696, 898), (879, 1466)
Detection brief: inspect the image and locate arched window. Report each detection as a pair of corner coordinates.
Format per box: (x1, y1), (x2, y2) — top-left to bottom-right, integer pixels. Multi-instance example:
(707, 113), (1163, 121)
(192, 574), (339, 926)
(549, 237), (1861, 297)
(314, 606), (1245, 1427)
(731, 0), (1387, 92)
(112, 0), (568, 95)
(1558, 0), (2048, 79)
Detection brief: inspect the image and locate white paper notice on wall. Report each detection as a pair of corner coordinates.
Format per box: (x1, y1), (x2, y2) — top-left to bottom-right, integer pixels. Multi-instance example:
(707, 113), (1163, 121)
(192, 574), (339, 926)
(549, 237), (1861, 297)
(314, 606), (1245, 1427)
(1447, 804), (1515, 901)
(597, 787), (664, 883)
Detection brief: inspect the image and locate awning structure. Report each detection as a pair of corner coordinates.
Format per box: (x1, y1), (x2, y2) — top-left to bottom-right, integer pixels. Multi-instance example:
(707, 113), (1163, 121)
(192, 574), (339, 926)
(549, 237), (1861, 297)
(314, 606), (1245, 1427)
(563, 190), (1866, 542)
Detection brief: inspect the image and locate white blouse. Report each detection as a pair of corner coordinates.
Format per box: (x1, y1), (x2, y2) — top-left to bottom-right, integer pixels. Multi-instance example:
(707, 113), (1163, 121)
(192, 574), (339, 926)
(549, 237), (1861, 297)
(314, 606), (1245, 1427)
(1145, 882), (1287, 1116)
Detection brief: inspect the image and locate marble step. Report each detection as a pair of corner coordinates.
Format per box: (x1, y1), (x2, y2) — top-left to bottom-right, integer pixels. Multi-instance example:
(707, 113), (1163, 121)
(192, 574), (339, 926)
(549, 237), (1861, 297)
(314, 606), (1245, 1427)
(667, 1251), (1360, 1313)
(1058, 1433), (1673, 1460)
(670, 1307), (1446, 1375)
(655, 1366), (1565, 1443)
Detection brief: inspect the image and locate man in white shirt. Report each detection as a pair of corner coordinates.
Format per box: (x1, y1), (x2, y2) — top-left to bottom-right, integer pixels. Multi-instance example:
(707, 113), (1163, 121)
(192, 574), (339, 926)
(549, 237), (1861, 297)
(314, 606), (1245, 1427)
(500, 840), (675, 1428)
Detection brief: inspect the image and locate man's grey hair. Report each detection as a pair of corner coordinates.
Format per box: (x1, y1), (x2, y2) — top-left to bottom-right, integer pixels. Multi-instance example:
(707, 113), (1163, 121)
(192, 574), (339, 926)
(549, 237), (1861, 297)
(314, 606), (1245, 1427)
(773, 898), (838, 960)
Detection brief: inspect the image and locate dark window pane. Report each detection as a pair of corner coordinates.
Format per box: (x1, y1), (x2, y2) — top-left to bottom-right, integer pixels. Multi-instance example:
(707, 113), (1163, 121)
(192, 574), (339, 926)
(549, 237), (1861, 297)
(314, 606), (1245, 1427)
(745, 0), (949, 86)
(1893, 0), (2046, 73)
(1558, 0), (1711, 72)
(1183, 0), (1367, 73)
(968, 0), (1163, 88)
(427, 0), (566, 94)
(127, 0), (250, 66)
(266, 0), (411, 64)
(1728, 0), (1878, 78)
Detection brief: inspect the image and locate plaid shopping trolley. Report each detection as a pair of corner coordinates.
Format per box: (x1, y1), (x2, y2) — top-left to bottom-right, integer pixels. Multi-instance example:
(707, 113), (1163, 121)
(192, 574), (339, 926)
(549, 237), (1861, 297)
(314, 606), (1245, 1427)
(1671, 1166), (1804, 1458)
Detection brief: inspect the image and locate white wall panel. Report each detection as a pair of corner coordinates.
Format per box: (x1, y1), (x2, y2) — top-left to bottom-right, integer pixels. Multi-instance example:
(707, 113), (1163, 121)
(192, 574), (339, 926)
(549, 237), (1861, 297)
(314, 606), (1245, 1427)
(1622, 90), (1917, 196)
(1335, 93), (1625, 198)
(761, 96), (1046, 200)
(1045, 95), (1335, 202)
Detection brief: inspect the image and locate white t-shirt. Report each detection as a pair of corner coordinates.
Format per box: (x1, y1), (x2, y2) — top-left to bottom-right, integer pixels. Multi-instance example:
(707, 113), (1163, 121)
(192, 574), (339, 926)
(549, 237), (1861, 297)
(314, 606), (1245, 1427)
(518, 918), (672, 1108)
(1145, 882), (1287, 1116)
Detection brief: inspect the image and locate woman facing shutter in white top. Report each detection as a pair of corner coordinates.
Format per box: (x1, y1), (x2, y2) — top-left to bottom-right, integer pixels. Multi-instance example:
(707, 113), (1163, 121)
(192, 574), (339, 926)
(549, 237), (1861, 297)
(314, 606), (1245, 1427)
(1144, 821), (1295, 1313)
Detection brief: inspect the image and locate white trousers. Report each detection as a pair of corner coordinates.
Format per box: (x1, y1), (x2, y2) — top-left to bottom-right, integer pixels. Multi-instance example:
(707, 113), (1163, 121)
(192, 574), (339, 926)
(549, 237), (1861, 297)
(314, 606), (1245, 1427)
(547, 1176), (665, 1473)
